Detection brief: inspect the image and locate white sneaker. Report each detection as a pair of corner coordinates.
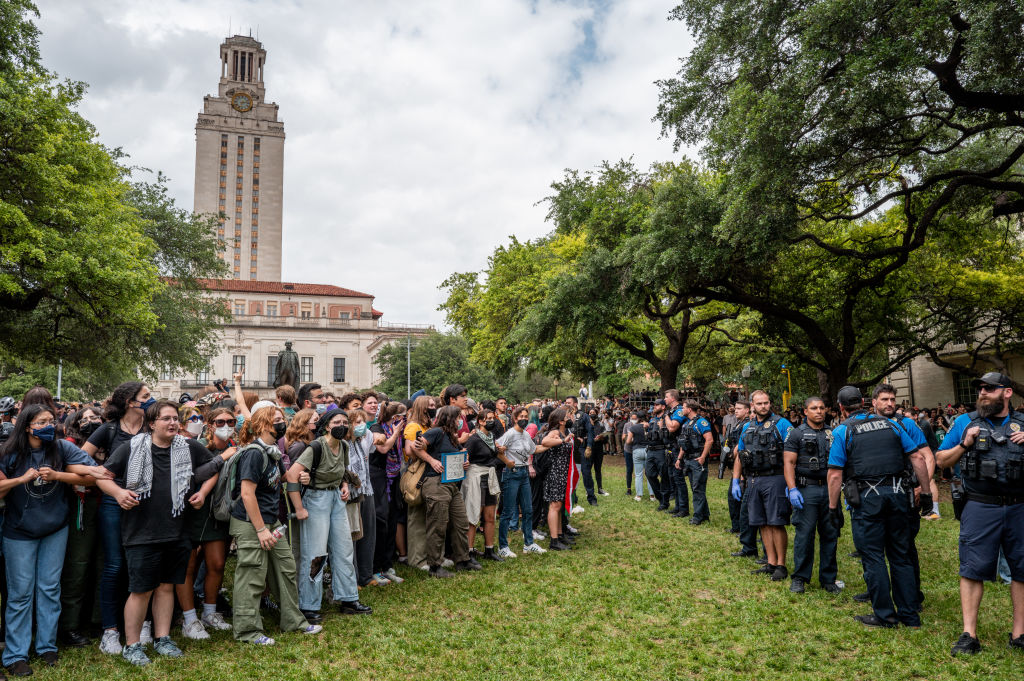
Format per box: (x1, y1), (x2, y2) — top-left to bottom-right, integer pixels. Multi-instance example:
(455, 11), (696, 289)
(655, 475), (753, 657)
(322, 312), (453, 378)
(302, 624), (323, 635)
(598, 490), (610, 496)
(139, 621), (153, 646)
(566, 524), (579, 534)
(419, 564), (430, 571)
(634, 495), (642, 501)
(649, 495), (656, 501)
(251, 635), (276, 646)
(201, 611), (232, 631)
(498, 546), (517, 559)
(182, 620), (210, 640)
(532, 529), (546, 541)
(99, 629), (122, 655)
(522, 543), (547, 554)
(384, 568), (404, 584)
(441, 558), (455, 569)
(571, 505), (585, 515)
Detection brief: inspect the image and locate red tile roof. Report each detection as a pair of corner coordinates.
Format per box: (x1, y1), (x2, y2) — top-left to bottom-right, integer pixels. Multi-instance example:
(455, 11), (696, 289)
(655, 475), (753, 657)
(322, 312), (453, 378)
(197, 279), (374, 299)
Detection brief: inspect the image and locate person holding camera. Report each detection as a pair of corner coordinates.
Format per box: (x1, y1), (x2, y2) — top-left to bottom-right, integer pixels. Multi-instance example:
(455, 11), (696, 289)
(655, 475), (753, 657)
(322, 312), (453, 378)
(936, 372), (1024, 655)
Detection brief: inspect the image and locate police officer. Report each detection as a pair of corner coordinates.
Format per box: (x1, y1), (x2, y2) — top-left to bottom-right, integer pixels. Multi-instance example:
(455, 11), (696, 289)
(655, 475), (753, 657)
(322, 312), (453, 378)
(731, 390), (794, 581)
(870, 384), (932, 607)
(645, 399), (671, 511)
(728, 401), (760, 558)
(936, 372), (1024, 655)
(783, 397), (841, 594)
(671, 397), (713, 525)
(827, 385), (928, 628)
(664, 390), (689, 518)
(722, 401), (747, 534)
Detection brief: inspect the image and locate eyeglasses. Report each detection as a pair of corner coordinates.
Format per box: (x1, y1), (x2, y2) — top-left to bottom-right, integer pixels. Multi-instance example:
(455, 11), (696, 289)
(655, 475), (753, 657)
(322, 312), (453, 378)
(187, 414), (203, 423)
(30, 420), (55, 427)
(212, 419), (233, 427)
(155, 416), (180, 423)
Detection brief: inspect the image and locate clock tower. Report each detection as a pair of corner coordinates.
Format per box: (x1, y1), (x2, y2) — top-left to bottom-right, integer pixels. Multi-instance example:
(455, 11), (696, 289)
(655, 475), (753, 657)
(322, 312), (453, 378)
(194, 34), (285, 281)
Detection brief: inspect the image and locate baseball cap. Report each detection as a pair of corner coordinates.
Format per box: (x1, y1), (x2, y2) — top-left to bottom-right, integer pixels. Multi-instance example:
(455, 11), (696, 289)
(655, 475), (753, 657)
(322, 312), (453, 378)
(653, 398), (667, 406)
(971, 372), (1012, 389)
(836, 385), (863, 408)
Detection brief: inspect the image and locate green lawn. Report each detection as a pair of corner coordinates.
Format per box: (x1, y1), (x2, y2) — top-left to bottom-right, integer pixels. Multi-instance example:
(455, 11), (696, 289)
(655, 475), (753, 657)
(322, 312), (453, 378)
(48, 461), (1020, 680)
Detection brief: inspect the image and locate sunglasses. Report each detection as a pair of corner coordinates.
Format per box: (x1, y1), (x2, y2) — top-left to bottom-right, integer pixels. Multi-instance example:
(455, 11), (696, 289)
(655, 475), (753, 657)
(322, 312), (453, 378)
(212, 419), (234, 427)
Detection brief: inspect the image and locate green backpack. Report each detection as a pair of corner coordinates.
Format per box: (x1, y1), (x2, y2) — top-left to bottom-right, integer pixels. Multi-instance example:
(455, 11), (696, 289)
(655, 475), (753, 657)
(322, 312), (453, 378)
(211, 444), (268, 523)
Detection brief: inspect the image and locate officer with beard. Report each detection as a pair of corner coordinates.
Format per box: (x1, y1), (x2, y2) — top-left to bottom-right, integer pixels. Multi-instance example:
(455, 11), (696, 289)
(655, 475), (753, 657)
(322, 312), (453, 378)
(783, 397), (841, 594)
(862, 384), (932, 608)
(828, 385), (928, 629)
(937, 372), (1024, 655)
(645, 399), (671, 512)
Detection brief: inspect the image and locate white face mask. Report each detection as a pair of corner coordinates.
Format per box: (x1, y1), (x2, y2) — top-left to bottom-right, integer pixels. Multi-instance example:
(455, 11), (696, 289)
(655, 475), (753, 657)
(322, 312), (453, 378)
(185, 420), (204, 436)
(214, 426), (233, 441)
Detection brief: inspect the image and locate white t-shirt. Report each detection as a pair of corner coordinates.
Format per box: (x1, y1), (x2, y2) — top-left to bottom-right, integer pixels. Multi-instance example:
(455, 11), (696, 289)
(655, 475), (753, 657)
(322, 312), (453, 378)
(496, 428), (536, 467)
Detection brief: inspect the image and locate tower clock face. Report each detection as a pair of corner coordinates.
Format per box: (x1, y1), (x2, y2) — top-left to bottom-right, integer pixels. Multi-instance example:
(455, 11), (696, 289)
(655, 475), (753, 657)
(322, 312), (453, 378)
(231, 93), (253, 112)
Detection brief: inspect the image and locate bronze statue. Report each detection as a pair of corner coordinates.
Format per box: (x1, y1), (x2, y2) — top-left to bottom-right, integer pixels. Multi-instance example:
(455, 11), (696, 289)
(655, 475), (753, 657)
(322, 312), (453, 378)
(273, 341), (300, 390)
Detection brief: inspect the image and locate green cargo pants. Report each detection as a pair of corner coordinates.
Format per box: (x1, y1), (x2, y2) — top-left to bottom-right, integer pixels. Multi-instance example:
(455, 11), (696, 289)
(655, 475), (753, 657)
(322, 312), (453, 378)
(229, 517), (308, 642)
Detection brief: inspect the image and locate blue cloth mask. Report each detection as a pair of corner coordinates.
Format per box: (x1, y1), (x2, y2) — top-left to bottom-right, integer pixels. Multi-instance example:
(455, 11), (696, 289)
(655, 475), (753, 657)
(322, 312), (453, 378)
(31, 425), (56, 442)
(354, 423), (368, 437)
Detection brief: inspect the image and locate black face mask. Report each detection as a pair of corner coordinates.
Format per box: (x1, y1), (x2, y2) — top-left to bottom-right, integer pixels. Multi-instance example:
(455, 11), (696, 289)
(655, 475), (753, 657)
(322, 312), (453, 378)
(516, 419), (529, 429)
(331, 425), (349, 440)
(79, 421), (100, 439)
(426, 408), (437, 420)
(485, 420), (498, 432)
(273, 422), (287, 439)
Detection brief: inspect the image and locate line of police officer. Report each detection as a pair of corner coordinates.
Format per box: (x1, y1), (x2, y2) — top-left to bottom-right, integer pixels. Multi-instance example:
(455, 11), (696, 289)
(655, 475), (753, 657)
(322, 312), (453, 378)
(661, 375), (1023, 656)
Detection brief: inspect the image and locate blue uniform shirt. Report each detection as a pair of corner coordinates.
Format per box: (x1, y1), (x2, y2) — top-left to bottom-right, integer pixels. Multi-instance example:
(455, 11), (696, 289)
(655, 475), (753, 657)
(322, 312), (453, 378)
(940, 412), (1011, 450)
(669, 406), (686, 427)
(828, 412), (920, 468)
(689, 416), (712, 436)
(736, 416), (794, 451)
(890, 415), (928, 450)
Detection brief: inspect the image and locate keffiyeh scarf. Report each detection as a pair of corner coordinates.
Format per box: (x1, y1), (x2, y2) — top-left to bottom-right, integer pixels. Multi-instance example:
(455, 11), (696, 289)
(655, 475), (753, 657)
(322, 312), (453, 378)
(126, 433), (193, 517)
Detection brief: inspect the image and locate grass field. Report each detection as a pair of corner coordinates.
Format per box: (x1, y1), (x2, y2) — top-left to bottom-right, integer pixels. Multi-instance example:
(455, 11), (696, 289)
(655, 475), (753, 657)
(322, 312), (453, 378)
(46, 460), (1021, 680)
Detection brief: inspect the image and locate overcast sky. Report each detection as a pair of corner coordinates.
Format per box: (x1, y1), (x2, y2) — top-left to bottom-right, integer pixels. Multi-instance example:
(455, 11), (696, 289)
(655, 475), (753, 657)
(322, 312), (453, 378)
(35, 0), (694, 327)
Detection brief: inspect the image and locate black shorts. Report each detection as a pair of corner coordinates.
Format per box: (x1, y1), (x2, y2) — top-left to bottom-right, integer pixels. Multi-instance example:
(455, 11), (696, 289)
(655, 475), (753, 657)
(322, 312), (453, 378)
(959, 500), (1024, 582)
(747, 474), (791, 527)
(125, 540), (192, 593)
(481, 477), (499, 507)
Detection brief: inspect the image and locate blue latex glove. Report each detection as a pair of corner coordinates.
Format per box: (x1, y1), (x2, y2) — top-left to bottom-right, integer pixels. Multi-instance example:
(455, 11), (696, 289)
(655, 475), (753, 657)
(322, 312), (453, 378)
(787, 487), (804, 509)
(730, 478), (742, 501)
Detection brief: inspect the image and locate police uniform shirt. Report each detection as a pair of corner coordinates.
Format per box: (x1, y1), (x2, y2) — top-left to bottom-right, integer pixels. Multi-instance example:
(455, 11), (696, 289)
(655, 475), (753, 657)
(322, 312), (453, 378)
(890, 416), (928, 451)
(736, 416), (795, 453)
(669, 406), (686, 428)
(684, 415), (712, 452)
(940, 412), (1010, 451)
(828, 413), (920, 468)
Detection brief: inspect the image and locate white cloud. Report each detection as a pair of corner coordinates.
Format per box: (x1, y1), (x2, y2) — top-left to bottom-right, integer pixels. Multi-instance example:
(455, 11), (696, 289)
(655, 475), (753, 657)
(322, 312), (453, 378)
(35, 0), (694, 326)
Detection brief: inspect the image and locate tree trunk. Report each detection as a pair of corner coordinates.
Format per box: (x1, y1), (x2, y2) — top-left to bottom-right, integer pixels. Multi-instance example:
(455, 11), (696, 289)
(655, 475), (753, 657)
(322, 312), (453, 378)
(658, 361), (679, 394)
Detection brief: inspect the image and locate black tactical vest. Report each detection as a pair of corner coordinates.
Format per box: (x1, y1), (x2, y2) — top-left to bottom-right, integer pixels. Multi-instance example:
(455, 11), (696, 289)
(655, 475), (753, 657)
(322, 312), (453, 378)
(646, 416), (666, 451)
(794, 423), (831, 481)
(740, 414), (784, 475)
(680, 416), (704, 457)
(842, 412), (907, 480)
(961, 411), (1024, 497)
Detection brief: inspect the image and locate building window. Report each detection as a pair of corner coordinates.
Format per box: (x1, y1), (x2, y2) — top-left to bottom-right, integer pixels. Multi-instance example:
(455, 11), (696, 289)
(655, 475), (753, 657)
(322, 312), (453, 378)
(234, 301), (245, 315)
(333, 358), (346, 383)
(267, 304), (277, 316)
(953, 373), (976, 407)
(232, 355), (246, 375)
(300, 357), (313, 383)
(267, 356), (278, 384)
(160, 366), (173, 381)
(340, 312), (350, 320)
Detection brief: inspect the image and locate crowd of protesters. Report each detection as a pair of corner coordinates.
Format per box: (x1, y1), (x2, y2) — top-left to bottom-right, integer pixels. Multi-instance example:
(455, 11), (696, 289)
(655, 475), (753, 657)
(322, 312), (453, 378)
(0, 374), (1016, 674)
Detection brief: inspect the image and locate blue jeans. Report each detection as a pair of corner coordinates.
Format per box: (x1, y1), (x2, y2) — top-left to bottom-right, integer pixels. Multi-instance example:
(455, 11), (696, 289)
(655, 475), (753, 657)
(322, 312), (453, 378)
(97, 495), (126, 630)
(297, 489), (358, 611)
(3, 527), (69, 665)
(632, 448), (649, 496)
(499, 468), (534, 550)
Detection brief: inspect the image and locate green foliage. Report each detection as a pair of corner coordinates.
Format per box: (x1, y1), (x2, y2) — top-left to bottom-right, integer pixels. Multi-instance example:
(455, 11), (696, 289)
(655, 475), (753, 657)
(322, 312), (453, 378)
(0, 8), (228, 389)
(373, 333), (503, 401)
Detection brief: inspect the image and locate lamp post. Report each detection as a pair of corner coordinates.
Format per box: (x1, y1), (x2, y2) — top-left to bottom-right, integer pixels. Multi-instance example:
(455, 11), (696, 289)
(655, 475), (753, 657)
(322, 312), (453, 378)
(781, 365), (792, 410)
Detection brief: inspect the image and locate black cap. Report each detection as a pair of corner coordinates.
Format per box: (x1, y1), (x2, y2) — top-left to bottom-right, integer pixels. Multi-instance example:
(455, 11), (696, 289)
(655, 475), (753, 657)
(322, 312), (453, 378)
(653, 398), (667, 406)
(971, 372), (1012, 389)
(836, 385), (863, 408)
(178, 393), (193, 405)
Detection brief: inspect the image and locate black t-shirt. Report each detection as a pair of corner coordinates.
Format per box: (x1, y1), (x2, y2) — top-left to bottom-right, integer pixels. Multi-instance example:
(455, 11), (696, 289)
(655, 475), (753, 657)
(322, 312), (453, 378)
(87, 420), (141, 462)
(465, 432), (501, 468)
(230, 446), (283, 526)
(105, 438), (216, 547)
(422, 427), (461, 477)
(627, 422), (647, 447)
(369, 424), (389, 469)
